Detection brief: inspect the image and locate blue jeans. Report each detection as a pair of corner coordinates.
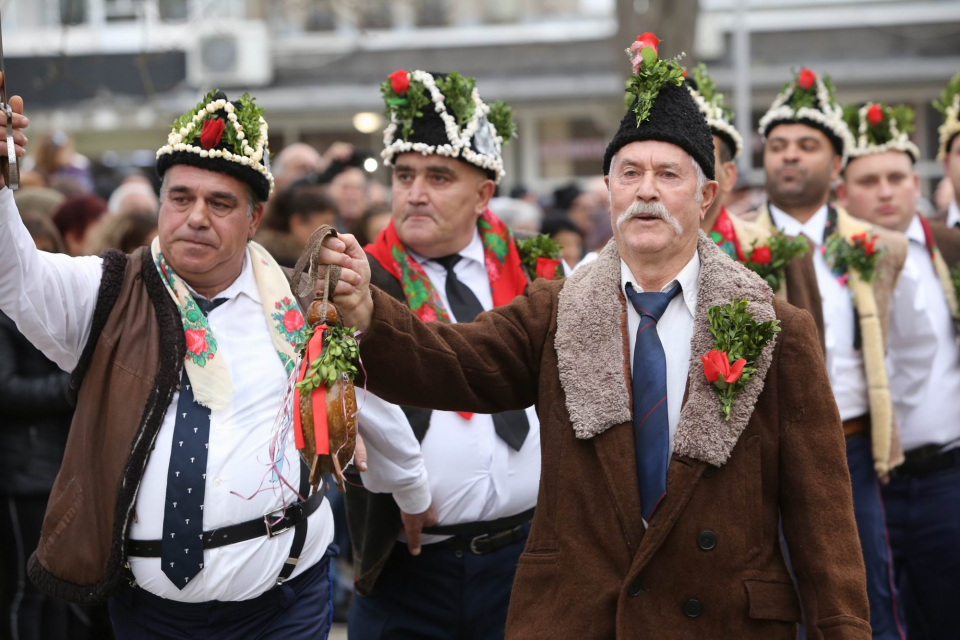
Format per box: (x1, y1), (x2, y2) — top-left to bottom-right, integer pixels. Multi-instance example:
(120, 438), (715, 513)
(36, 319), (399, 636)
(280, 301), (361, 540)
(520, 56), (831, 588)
(108, 547), (336, 640)
(847, 434), (906, 640)
(882, 449), (960, 639)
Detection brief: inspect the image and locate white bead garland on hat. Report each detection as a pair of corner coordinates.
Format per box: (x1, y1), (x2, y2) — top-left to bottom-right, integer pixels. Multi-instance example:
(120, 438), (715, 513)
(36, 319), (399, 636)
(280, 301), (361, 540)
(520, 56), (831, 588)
(155, 97), (274, 195)
(937, 94), (960, 161)
(687, 86), (744, 159)
(381, 70), (507, 183)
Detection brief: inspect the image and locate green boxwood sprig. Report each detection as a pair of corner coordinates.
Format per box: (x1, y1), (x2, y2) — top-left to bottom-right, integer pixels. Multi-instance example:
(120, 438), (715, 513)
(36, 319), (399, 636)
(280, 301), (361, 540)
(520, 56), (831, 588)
(296, 325), (360, 393)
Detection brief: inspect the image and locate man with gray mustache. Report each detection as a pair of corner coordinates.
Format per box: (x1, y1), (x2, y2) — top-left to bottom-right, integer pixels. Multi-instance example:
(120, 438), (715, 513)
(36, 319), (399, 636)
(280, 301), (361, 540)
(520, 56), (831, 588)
(317, 36), (870, 639)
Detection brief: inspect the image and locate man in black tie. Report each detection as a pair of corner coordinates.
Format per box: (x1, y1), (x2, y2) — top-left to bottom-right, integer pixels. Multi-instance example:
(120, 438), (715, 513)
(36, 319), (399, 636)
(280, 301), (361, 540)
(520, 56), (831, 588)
(346, 69), (541, 640)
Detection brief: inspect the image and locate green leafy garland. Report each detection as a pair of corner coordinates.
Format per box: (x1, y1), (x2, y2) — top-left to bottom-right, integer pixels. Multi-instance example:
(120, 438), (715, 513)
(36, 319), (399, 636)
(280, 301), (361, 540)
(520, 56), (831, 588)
(487, 100), (517, 144)
(744, 234), (809, 293)
(782, 73), (838, 112)
(295, 324), (360, 393)
(625, 47), (686, 126)
(934, 73), (960, 115)
(380, 79), (431, 142)
(516, 234), (564, 279)
(707, 299), (781, 420)
(842, 103), (915, 147)
(690, 63), (734, 123)
(169, 89), (266, 155)
(435, 72), (476, 126)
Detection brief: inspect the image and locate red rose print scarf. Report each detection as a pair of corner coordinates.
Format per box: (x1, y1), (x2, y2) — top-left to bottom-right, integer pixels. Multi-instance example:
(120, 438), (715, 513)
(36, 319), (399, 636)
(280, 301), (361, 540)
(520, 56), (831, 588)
(151, 237), (307, 411)
(365, 208), (529, 324)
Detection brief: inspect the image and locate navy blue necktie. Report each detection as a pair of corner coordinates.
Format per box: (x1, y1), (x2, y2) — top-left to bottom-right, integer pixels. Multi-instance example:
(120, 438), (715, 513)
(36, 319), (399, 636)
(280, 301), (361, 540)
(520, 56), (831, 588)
(625, 283), (681, 522)
(161, 296), (226, 589)
(433, 254), (530, 451)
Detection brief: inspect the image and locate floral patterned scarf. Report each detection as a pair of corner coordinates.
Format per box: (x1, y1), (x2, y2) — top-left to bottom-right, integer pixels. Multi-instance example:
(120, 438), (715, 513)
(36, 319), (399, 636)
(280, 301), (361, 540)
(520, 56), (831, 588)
(365, 208), (529, 323)
(151, 237), (307, 411)
(709, 207), (745, 262)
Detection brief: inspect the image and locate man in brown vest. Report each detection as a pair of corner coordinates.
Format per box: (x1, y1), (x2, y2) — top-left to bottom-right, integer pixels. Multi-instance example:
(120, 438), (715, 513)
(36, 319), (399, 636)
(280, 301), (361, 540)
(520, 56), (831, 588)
(753, 69), (923, 640)
(838, 100), (960, 639)
(319, 35), (870, 640)
(0, 82), (423, 639)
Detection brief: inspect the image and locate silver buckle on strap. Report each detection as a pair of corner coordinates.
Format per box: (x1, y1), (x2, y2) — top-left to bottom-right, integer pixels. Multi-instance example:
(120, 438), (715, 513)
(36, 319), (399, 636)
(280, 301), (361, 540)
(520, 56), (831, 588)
(264, 505), (295, 538)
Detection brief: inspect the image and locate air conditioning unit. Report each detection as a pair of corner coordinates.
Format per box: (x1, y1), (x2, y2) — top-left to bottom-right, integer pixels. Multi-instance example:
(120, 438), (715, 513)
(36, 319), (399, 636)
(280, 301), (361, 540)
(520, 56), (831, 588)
(187, 20), (273, 89)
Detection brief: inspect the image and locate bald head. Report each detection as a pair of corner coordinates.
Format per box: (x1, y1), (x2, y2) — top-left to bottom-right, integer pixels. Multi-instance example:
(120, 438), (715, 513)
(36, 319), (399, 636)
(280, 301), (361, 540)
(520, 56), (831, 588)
(274, 143), (322, 191)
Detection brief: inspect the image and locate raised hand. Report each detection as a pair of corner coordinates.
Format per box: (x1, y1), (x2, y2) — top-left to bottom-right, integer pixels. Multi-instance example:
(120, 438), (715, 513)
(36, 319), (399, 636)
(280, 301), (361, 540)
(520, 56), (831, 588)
(317, 232), (374, 332)
(0, 71), (29, 190)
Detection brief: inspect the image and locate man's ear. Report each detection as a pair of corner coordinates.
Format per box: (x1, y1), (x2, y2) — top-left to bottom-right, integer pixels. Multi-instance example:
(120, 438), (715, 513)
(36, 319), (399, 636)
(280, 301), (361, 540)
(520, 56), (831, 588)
(830, 154), (843, 183)
(248, 203), (266, 239)
(835, 181), (848, 209)
(476, 179), (496, 213)
(721, 161), (738, 195)
(700, 181), (720, 218)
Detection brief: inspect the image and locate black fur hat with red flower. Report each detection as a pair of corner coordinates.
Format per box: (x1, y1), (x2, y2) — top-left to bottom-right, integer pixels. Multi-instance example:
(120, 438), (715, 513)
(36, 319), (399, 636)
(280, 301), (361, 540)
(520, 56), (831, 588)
(603, 33), (715, 180)
(155, 90), (274, 201)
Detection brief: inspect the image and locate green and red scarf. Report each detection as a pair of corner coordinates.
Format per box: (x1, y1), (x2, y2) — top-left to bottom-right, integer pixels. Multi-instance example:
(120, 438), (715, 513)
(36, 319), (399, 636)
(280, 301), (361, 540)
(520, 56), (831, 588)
(365, 208), (529, 324)
(709, 207), (746, 262)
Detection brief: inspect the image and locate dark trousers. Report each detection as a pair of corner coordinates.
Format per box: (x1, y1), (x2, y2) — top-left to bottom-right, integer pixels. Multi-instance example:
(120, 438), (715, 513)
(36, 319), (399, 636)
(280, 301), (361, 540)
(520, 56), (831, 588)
(348, 525), (529, 640)
(0, 493), (110, 640)
(108, 549), (334, 640)
(882, 449), (960, 640)
(846, 434), (906, 640)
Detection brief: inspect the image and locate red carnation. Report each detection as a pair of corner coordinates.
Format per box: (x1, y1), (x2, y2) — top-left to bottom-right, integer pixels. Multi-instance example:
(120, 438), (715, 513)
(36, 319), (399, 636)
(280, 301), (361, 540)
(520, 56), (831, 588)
(389, 69), (410, 95)
(867, 104), (884, 126)
(633, 32), (660, 56)
(681, 70), (688, 78)
(185, 328), (208, 355)
(749, 246), (772, 265)
(283, 309), (304, 333)
(797, 68), (816, 91)
(200, 118), (226, 150)
(535, 257), (562, 280)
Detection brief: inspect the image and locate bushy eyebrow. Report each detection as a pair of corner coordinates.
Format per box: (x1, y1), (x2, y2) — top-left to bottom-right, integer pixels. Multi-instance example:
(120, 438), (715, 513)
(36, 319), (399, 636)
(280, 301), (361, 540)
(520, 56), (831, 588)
(393, 163), (458, 178)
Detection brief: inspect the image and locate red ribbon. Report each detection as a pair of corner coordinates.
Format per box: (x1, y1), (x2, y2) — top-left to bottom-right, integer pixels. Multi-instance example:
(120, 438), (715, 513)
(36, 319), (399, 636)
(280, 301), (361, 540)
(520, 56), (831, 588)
(293, 325), (330, 456)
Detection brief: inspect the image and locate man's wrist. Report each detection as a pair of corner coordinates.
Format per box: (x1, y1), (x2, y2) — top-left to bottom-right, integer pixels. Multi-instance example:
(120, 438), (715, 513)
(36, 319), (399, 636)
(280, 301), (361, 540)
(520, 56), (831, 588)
(392, 475), (432, 515)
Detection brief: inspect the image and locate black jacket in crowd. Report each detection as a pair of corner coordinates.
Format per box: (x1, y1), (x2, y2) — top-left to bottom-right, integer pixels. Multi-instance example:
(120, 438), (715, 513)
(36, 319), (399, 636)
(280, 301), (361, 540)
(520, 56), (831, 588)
(0, 311), (73, 495)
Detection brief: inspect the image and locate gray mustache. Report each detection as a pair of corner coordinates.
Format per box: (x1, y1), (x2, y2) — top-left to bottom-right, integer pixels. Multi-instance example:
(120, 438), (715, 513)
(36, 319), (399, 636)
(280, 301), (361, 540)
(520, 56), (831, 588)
(616, 201), (684, 236)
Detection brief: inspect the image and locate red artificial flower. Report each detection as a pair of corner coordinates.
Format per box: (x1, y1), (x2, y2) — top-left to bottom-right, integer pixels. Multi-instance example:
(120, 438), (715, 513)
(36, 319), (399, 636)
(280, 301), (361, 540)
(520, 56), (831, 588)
(797, 68), (816, 91)
(749, 246), (772, 265)
(185, 328), (208, 355)
(701, 349), (747, 385)
(535, 257), (562, 280)
(681, 70), (688, 78)
(389, 69), (410, 95)
(200, 118), (226, 150)
(867, 104), (884, 126)
(634, 32), (660, 56)
(283, 309), (305, 333)
(864, 239), (877, 256)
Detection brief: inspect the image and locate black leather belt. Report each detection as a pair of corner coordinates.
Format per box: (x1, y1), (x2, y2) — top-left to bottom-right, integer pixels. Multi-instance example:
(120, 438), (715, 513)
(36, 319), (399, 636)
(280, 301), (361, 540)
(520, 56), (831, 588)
(889, 446), (960, 479)
(127, 481), (328, 558)
(422, 507), (534, 556)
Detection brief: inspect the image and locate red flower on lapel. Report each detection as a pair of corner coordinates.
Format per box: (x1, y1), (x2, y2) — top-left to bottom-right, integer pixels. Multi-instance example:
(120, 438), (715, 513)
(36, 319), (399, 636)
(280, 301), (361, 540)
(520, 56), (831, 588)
(748, 246), (772, 265)
(701, 349), (746, 387)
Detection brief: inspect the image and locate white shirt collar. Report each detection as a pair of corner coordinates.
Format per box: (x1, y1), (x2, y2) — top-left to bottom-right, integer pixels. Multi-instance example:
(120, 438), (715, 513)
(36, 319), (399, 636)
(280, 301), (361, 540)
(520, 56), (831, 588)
(768, 203), (829, 245)
(905, 214), (926, 246)
(620, 250), (700, 318)
(947, 200), (960, 229)
(183, 249), (261, 305)
(410, 228), (485, 267)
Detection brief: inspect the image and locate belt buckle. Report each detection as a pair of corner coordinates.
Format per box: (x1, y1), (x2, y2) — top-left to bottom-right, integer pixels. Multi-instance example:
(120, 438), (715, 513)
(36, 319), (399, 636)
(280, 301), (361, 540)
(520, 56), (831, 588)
(469, 534), (491, 555)
(264, 504), (296, 538)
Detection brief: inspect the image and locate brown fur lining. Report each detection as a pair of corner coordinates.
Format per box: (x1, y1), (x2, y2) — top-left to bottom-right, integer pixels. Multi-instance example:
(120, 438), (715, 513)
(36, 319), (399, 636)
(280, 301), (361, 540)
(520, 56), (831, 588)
(555, 231), (777, 467)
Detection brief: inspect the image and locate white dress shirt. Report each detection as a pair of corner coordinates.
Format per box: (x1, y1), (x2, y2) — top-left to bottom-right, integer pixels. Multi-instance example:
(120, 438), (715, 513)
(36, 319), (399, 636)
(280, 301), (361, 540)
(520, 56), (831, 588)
(407, 229), (541, 545)
(769, 205), (870, 421)
(0, 186), (427, 602)
(621, 252), (699, 455)
(946, 200), (960, 229)
(887, 215), (960, 451)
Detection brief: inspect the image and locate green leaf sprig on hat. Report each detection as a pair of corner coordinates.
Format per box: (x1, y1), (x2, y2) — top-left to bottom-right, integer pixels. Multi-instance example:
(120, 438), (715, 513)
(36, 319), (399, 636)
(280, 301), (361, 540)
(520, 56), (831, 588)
(690, 63), (734, 123)
(843, 103), (915, 148)
(934, 73), (960, 160)
(169, 90), (266, 157)
(624, 32), (686, 126)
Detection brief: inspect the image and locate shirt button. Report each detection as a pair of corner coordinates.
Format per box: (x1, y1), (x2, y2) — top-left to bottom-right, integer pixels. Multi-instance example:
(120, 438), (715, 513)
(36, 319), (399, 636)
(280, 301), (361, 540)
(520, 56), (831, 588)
(213, 478), (221, 487)
(454, 550), (463, 559)
(215, 423), (223, 431)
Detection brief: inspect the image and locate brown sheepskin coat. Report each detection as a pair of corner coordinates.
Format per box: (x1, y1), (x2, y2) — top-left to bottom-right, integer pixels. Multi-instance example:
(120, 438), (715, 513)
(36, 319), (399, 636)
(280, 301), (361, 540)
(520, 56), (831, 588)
(357, 231), (870, 639)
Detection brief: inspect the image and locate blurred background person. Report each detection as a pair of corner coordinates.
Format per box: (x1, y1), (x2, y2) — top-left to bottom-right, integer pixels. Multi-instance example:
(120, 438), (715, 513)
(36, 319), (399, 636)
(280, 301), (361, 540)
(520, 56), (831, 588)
(322, 154), (372, 234)
(84, 211), (159, 256)
(257, 181), (340, 267)
(51, 194), (108, 256)
(0, 214), (76, 640)
(353, 202), (393, 247)
(106, 175), (159, 217)
(272, 143), (323, 194)
(540, 216), (584, 268)
(13, 187), (64, 220)
(30, 131), (94, 194)
(488, 196), (542, 235)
